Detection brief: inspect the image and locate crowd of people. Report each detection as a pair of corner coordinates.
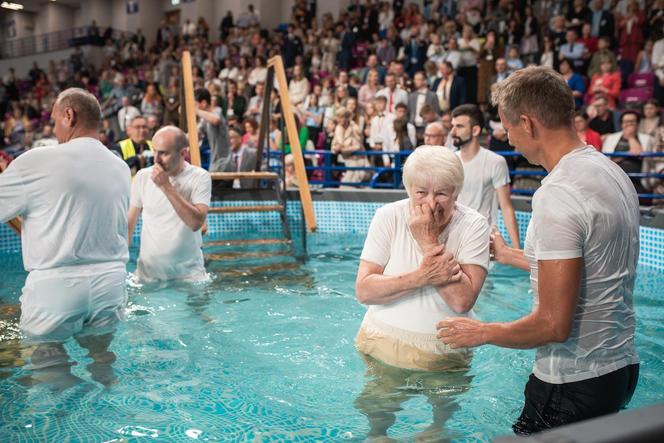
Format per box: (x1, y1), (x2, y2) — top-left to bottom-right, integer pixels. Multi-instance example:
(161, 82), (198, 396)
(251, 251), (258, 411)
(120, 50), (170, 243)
(0, 0), (662, 198)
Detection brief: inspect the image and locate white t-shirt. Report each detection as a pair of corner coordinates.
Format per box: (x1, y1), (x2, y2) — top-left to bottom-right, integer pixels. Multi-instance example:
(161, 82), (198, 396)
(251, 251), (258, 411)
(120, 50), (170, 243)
(360, 199), (490, 334)
(130, 163), (211, 282)
(0, 137), (130, 271)
(524, 146), (640, 384)
(456, 147), (510, 226)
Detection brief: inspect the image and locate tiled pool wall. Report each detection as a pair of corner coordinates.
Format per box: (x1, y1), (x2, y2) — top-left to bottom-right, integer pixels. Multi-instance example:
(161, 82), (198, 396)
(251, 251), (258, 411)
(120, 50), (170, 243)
(2, 199), (663, 270)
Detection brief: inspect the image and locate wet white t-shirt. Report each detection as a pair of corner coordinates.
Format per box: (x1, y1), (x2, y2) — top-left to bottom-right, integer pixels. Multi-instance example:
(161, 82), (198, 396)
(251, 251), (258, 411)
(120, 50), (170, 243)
(456, 147), (510, 227)
(525, 146), (640, 384)
(0, 137), (130, 271)
(360, 199), (490, 334)
(131, 163), (211, 282)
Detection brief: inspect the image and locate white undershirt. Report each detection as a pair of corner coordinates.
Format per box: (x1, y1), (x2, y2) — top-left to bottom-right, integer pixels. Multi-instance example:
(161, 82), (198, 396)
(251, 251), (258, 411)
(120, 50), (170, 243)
(130, 163), (211, 282)
(0, 137), (130, 271)
(360, 199), (490, 334)
(525, 146), (640, 384)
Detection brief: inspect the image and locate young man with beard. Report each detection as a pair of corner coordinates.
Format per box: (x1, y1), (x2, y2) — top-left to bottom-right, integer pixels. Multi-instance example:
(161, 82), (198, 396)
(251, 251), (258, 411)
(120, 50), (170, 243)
(450, 104), (520, 247)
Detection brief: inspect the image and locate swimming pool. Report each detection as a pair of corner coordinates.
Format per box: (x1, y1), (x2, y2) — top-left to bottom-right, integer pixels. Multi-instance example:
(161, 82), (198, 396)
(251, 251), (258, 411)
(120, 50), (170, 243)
(1, 230), (663, 442)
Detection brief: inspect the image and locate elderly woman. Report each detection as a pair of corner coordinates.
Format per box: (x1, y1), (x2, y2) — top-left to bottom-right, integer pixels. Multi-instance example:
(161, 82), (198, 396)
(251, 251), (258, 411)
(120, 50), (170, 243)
(354, 146), (490, 371)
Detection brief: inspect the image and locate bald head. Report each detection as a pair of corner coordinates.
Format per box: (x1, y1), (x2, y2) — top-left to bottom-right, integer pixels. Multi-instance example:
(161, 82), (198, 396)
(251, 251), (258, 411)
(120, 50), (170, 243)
(153, 126), (189, 174)
(423, 122), (445, 146)
(154, 126), (188, 152)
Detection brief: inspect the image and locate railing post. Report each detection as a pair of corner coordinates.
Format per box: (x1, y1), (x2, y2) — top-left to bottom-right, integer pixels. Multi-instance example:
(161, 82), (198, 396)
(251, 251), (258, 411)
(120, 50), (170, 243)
(324, 150), (332, 186)
(393, 152), (401, 189)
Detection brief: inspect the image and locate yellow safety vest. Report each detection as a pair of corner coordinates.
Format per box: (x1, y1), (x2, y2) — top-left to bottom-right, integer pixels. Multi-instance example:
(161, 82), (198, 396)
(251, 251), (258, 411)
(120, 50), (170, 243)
(118, 138), (153, 160)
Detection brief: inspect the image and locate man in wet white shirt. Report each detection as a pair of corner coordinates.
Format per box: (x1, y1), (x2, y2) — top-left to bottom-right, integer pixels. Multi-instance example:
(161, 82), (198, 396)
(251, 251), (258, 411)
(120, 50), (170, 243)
(451, 104), (520, 246)
(0, 88), (131, 388)
(439, 67), (640, 435)
(128, 126), (211, 283)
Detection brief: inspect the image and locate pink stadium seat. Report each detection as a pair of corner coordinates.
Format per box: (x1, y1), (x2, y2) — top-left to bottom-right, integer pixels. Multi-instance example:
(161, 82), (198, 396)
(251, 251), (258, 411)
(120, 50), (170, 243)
(627, 72), (655, 89)
(619, 87), (653, 108)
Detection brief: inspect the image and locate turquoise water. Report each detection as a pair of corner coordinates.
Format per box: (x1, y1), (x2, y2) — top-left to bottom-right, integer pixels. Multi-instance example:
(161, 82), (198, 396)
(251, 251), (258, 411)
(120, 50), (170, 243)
(0, 233), (662, 442)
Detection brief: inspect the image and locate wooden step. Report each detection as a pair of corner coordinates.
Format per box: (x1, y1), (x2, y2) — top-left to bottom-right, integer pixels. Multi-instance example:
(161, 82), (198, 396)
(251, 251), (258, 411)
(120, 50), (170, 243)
(204, 250), (292, 261)
(205, 238), (292, 247)
(208, 204), (283, 213)
(210, 172), (280, 181)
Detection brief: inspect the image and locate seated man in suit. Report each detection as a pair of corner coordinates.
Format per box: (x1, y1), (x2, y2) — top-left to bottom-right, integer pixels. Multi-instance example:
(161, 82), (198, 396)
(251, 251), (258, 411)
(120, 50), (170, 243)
(229, 127), (258, 188)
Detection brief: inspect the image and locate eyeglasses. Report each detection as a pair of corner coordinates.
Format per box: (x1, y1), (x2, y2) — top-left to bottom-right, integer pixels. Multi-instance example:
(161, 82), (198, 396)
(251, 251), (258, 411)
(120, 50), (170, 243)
(424, 133), (443, 138)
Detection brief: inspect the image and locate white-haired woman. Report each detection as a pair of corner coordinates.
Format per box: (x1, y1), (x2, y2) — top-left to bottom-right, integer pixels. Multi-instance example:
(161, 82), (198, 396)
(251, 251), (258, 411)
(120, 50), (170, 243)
(355, 146), (490, 371)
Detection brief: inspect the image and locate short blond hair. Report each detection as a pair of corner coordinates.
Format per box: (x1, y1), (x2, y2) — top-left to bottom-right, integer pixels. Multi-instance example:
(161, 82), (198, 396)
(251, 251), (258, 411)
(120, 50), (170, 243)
(491, 66), (574, 129)
(56, 88), (102, 130)
(402, 146), (464, 197)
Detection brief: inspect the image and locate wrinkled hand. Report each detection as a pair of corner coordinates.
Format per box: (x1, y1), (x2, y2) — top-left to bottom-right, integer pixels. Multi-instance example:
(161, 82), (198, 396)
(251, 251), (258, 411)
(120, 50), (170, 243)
(437, 317), (487, 349)
(419, 244), (462, 286)
(151, 163), (171, 189)
(409, 203), (442, 253)
(490, 226), (508, 263)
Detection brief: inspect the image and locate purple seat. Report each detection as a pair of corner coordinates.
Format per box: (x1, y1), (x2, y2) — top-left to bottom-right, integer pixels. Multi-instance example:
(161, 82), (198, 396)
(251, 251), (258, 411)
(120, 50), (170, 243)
(627, 72), (655, 89)
(619, 87), (653, 108)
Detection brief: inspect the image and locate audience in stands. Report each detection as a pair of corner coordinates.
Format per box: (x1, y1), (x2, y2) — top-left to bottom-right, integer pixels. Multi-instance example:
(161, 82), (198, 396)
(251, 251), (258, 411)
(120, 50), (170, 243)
(0, 0), (662, 200)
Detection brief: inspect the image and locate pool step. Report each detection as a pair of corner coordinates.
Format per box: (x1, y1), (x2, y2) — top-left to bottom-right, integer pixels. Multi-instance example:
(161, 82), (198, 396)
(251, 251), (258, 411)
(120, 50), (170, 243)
(204, 238), (292, 247)
(208, 204), (284, 213)
(204, 250), (292, 261)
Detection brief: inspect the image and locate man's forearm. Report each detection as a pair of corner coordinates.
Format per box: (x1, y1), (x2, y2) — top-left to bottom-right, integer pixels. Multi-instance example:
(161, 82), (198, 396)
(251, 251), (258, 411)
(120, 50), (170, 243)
(498, 246), (529, 271)
(483, 310), (566, 349)
(196, 109), (220, 125)
(161, 185), (206, 231)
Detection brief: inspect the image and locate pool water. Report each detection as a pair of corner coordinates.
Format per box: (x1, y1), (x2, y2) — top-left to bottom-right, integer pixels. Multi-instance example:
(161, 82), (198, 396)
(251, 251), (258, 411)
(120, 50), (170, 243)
(0, 233), (662, 442)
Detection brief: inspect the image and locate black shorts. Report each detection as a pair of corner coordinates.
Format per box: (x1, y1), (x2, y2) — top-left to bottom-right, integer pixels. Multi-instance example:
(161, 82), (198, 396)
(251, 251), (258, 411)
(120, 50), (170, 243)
(513, 364), (640, 435)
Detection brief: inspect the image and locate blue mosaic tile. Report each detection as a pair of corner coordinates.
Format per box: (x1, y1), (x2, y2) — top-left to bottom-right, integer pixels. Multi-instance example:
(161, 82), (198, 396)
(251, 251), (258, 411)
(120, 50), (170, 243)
(2, 202), (663, 270)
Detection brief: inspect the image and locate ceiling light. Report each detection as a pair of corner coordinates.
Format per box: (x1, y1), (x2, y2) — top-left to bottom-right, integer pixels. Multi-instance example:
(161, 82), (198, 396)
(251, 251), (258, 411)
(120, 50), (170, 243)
(1, 2), (24, 10)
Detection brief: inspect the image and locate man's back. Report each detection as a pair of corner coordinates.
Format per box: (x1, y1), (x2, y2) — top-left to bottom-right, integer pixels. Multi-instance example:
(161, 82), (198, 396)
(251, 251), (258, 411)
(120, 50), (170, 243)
(527, 146), (640, 383)
(2, 137), (130, 271)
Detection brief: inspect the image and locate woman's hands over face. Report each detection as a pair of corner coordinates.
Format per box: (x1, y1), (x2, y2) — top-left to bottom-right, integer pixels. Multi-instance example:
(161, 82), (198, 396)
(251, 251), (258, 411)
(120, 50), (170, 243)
(408, 202), (444, 254)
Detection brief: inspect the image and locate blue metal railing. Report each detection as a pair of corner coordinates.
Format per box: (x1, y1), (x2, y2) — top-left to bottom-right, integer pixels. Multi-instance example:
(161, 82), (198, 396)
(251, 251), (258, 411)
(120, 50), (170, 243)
(263, 149), (664, 200)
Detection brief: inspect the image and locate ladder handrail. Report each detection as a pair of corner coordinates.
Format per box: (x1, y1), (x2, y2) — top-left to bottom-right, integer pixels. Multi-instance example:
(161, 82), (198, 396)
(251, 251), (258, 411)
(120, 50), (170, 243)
(267, 55), (317, 232)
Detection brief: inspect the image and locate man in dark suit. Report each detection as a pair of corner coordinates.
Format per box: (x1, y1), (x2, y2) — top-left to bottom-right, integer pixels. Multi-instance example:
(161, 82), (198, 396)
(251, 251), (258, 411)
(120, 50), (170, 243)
(409, 71), (440, 140)
(229, 128), (258, 188)
(431, 61), (467, 113)
(590, 0), (615, 45)
(403, 32), (427, 77)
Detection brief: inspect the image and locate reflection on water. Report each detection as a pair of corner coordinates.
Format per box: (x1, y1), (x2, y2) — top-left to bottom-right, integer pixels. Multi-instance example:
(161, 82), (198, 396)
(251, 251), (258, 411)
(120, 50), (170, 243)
(355, 355), (473, 442)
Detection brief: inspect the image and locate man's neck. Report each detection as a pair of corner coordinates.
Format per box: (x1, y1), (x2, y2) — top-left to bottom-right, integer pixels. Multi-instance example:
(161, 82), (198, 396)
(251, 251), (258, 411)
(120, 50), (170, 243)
(63, 128), (99, 143)
(537, 128), (585, 172)
(459, 139), (481, 161)
(170, 161), (186, 177)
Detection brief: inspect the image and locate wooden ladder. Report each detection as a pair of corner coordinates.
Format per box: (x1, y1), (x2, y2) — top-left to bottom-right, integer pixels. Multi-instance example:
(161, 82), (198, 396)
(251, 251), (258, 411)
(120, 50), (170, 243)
(206, 171), (292, 246)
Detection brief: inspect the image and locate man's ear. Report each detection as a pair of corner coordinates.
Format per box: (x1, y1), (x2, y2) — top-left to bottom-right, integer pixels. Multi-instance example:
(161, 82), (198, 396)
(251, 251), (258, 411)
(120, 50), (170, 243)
(520, 114), (534, 137)
(64, 107), (76, 128)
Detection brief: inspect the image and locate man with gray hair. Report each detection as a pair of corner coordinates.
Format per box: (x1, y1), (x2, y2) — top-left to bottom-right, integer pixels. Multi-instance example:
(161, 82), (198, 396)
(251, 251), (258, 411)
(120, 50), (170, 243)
(128, 125), (211, 282)
(0, 87), (131, 388)
(438, 66), (640, 434)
